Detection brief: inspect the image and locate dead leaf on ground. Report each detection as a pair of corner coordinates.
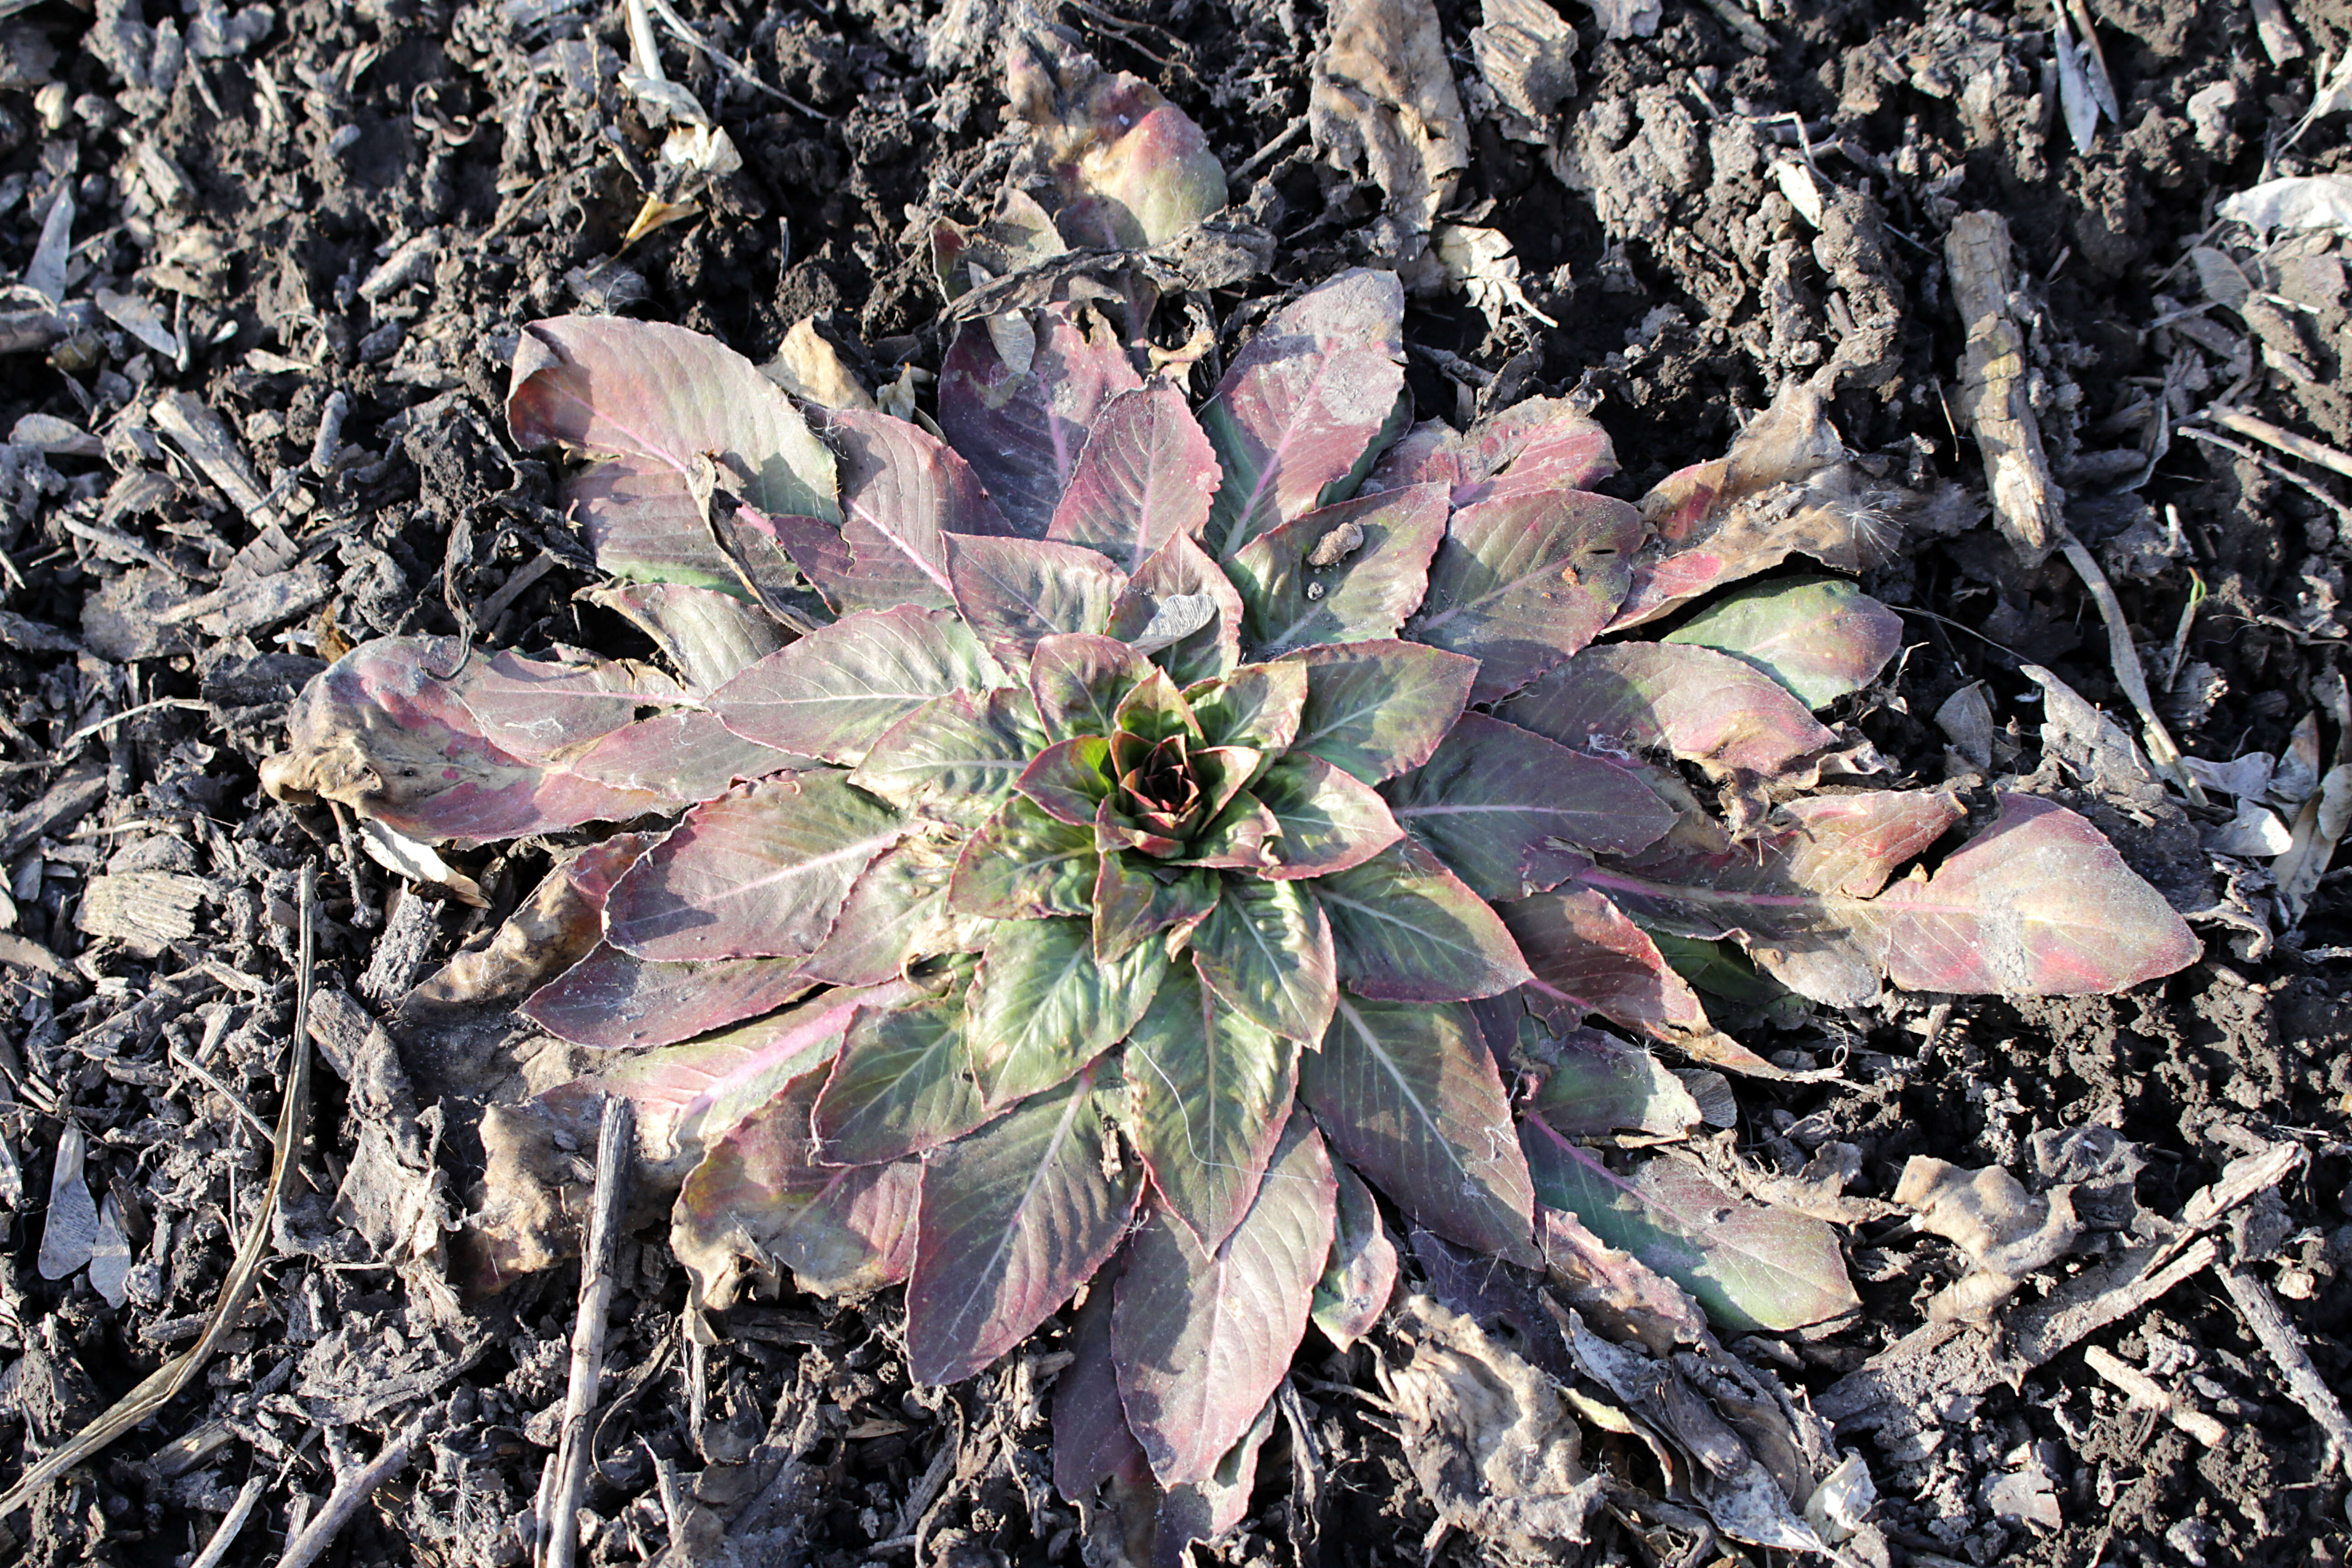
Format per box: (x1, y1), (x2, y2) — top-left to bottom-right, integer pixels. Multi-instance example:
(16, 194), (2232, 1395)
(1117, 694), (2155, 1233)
(1893, 1156), (2083, 1323)
(1310, 0), (1470, 281)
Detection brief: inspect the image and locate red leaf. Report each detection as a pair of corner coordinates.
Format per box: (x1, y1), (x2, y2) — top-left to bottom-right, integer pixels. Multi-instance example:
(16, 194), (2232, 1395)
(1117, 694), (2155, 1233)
(1303, 995), (1539, 1266)
(1107, 531), (1246, 686)
(1503, 887), (1720, 1048)
(938, 306), (1143, 536)
(1112, 1111), (1337, 1485)
(1369, 397), (1619, 509)
(603, 773), (904, 963)
(1051, 1274), (1152, 1504)
(798, 842), (958, 986)
(1047, 384), (1222, 571)
(1226, 484), (1447, 655)
(906, 1062), (1140, 1385)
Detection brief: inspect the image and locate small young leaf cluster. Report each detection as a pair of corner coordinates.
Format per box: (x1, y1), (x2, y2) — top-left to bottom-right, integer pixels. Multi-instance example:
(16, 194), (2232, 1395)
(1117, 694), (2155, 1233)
(265, 267), (2199, 1496)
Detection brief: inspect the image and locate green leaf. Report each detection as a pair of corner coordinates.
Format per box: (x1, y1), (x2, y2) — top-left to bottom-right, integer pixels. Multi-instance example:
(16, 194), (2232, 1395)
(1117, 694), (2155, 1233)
(1184, 662), (1308, 755)
(1250, 755), (1403, 880)
(1226, 485), (1448, 656)
(907, 1061), (1140, 1384)
(1170, 789), (1280, 871)
(966, 917), (1168, 1106)
(1381, 713), (1677, 898)
(1529, 1029), (1703, 1138)
(1520, 1114), (1860, 1333)
(1016, 735), (1116, 826)
(1123, 959), (1299, 1248)
(712, 605), (1000, 764)
(1659, 576), (1904, 708)
(813, 990), (989, 1165)
(1408, 487), (1645, 703)
(1311, 837), (1531, 1002)
(1029, 633), (1155, 741)
(1280, 639), (1477, 784)
(1191, 875), (1337, 1043)
(847, 686), (1048, 827)
(1112, 665), (1203, 744)
(1304, 995), (1540, 1265)
(1310, 1162), (1399, 1349)
(948, 796), (1102, 918)
(1094, 853), (1220, 961)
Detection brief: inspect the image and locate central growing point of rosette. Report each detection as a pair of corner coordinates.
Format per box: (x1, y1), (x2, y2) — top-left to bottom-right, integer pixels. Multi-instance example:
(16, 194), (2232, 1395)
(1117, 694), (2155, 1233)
(1087, 668), (1268, 863)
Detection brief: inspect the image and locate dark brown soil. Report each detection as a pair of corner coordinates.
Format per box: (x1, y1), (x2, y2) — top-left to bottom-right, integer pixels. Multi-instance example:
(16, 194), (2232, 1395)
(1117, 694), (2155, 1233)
(0, 0), (2348, 1563)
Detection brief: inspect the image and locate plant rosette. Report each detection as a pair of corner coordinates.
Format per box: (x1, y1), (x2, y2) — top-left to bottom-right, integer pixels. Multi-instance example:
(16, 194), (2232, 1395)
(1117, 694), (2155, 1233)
(264, 268), (2199, 1504)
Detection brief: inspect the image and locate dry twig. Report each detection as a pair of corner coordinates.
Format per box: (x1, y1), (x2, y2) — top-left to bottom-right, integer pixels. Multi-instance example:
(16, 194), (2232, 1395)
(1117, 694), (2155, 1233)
(543, 1095), (635, 1568)
(277, 1412), (438, 1568)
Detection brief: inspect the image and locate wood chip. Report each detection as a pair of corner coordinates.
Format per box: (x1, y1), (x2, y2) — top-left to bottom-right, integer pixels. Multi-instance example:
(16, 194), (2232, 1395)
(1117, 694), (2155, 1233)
(1946, 211), (2062, 562)
(76, 870), (211, 956)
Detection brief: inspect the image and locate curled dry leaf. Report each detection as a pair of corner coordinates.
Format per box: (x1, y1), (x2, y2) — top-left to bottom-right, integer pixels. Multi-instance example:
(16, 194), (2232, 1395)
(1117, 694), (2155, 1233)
(1309, 0), (1471, 246)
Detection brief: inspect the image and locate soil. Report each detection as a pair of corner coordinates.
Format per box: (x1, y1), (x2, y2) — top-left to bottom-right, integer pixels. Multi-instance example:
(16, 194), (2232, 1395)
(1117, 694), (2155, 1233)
(0, 0), (2348, 1563)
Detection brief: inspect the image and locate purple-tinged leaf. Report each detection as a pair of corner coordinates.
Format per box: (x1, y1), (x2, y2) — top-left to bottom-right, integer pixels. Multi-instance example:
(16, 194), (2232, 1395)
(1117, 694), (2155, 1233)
(1280, 639), (1476, 785)
(673, 1073), (922, 1307)
(1112, 1110), (1337, 1485)
(1368, 397), (1618, 509)
(1304, 995), (1539, 1266)
(1203, 272), (1407, 556)
(1579, 793), (2202, 1003)
(1004, 33), (1227, 248)
(1520, 1115), (1860, 1333)
(534, 981), (910, 1191)
(1660, 577), (1903, 709)
(798, 842), (961, 986)
(1030, 634), (1155, 740)
(968, 917), (1168, 1107)
(1192, 875), (1338, 1044)
(753, 510), (861, 614)
(713, 605), (1000, 764)
(1227, 484), (1446, 656)
(1095, 794), (1184, 859)
(1610, 380), (1889, 630)
(268, 637), (680, 847)
(1504, 643), (1838, 783)
(933, 188), (1068, 302)
(945, 533), (1130, 671)
(908, 1061), (1140, 1386)
(522, 944), (814, 1049)
(1184, 661), (1307, 755)
(1313, 838), (1530, 1002)
(1108, 531), (1245, 686)
(1529, 1030), (1703, 1139)
(507, 316), (838, 592)
(1407, 487), (1644, 703)
(1170, 789), (1280, 872)
(604, 773), (904, 963)
(813, 989), (988, 1165)
(1125, 958), (1299, 1249)
(847, 687), (1048, 827)
(567, 709), (813, 801)
(938, 307), (1143, 536)
(1112, 664), (1204, 743)
(1504, 887), (1739, 1052)
(1095, 853), (1220, 962)
(583, 581), (788, 694)
(1537, 1204), (1710, 1356)
(1018, 736), (1116, 826)
(1250, 755), (1403, 880)
(1382, 715), (1676, 899)
(949, 796), (1102, 918)
(452, 649), (689, 762)
(827, 408), (1018, 613)
(1154, 1398), (1280, 1568)
(1047, 384), (1222, 571)
(1051, 1272), (1153, 1504)
(404, 833), (656, 1015)
(1310, 1162), (1399, 1348)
